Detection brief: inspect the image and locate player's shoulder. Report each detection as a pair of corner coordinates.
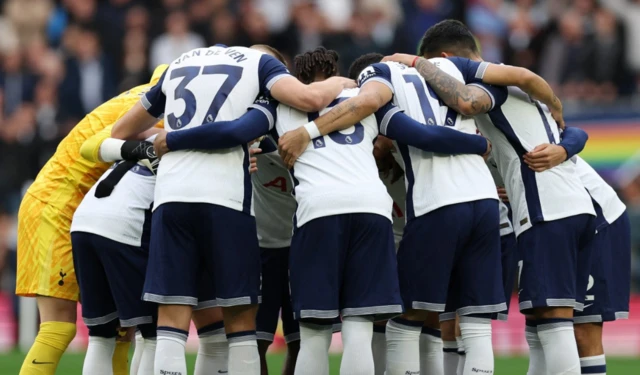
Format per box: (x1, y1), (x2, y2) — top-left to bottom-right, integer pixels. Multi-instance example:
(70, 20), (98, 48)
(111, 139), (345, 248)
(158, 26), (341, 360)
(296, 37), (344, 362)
(428, 57), (464, 82)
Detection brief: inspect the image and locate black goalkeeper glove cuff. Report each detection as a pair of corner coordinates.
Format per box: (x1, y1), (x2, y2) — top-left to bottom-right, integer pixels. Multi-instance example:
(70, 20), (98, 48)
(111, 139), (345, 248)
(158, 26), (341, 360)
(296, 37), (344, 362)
(120, 141), (157, 161)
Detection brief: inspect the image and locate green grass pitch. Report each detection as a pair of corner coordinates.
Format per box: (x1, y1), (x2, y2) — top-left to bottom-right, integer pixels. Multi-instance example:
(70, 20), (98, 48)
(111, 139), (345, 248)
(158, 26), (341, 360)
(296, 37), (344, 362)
(0, 351), (639, 374)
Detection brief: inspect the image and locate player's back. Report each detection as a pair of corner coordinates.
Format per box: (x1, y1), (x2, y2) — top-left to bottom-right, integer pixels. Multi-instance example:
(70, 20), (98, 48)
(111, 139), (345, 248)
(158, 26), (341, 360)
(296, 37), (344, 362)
(251, 138), (296, 248)
(474, 87), (595, 234)
(26, 83), (157, 219)
(154, 45), (288, 214)
(364, 59), (496, 219)
(276, 88), (392, 227)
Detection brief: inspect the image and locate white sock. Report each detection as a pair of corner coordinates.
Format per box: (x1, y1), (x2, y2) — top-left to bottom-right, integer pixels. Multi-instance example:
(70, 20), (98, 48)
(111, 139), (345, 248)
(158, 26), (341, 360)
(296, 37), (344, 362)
(294, 322), (333, 375)
(456, 337), (465, 375)
(580, 354), (606, 375)
(371, 327), (387, 375)
(195, 332), (228, 375)
(537, 319), (580, 375)
(83, 336), (116, 375)
(385, 318), (422, 375)
(227, 331), (260, 375)
(420, 327), (444, 375)
(155, 327), (188, 375)
(459, 317), (494, 375)
(525, 321), (547, 375)
(340, 316), (374, 375)
(130, 332), (144, 375)
(443, 340), (459, 375)
(138, 338), (157, 375)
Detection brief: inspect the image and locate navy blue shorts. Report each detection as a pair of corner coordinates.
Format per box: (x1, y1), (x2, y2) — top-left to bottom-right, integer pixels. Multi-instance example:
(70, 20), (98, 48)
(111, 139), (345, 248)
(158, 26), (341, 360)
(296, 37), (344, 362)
(71, 232), (156, 327)
(143, 202), (261, 308)
(399, 199), (506, 316)
(496, 233), (518, 321)
(575, 211), (631, 323)
(289, 213), (403, 321)
(518, 214), (595, 312)
(256, 247), (299, 343)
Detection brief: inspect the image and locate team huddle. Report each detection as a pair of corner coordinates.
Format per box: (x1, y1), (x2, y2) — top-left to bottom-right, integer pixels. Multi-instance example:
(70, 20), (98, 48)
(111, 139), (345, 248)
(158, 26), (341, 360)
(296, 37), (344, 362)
(15, 20), (630, 375)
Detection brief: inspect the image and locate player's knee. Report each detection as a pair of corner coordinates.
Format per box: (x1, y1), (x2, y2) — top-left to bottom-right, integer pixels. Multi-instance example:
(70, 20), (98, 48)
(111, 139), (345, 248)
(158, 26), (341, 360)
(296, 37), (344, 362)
(440, 319), (456, 341)
(157, 304), (193, 331)
(574, 323), (603, 355)
(222, 304), (258, 333)
(401, 309), (429, 323)
(192, 306), (224, 330)
(533, 306), (574, 320)
(36, 296), (77, 323)
(88, 320), (119, 338)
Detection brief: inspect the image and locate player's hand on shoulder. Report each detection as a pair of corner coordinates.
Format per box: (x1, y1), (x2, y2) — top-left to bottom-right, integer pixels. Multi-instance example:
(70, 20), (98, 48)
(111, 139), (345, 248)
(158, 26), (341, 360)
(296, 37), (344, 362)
(327, 76), (357, 89)
(153, 130), (169, 159)
(278, 127), (311, 169)
(382, 53), (418, 67)
(523, 143), (568, 172)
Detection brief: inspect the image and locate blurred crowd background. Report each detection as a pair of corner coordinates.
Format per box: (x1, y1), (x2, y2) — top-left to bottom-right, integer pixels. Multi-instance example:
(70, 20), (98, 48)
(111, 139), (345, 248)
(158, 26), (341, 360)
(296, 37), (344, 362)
(0, 0), (640, 326)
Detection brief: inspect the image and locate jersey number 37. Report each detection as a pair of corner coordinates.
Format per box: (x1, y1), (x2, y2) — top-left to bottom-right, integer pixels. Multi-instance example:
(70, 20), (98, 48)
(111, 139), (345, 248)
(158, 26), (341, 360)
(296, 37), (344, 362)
(166, 65), (243, 130)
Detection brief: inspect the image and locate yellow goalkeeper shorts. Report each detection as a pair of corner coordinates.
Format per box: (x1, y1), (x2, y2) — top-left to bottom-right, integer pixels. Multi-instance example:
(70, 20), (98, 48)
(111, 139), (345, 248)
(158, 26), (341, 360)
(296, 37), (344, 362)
(15, 194), (79, 301)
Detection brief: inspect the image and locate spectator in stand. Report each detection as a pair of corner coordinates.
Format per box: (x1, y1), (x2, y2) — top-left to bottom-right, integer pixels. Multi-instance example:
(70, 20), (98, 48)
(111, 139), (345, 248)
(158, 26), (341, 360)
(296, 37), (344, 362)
(149, 8), (205, 70)
(57, 25), (117, 132)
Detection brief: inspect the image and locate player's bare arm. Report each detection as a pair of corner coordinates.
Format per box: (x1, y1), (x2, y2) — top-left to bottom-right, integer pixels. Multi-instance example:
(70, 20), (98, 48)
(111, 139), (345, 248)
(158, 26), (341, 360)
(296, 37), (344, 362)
(480, 64), (564, 128)
(382, 54), (493, 116)
(111, 102), (161, 140)
(270, 75), (356, 112)
(277, 81), (392, 168)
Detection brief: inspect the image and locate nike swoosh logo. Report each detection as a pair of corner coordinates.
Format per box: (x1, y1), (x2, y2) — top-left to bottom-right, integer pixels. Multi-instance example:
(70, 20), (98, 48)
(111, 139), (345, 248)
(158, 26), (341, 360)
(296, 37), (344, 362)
(583, 303), (593, 309)
(32, 359), (55, 365)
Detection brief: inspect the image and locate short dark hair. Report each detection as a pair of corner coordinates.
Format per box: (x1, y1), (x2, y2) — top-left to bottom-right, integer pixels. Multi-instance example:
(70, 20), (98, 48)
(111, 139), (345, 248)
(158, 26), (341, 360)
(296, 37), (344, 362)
(293, 47), (340, 84)
(347, 52), (384, 80)
(418, 19), (479, 58)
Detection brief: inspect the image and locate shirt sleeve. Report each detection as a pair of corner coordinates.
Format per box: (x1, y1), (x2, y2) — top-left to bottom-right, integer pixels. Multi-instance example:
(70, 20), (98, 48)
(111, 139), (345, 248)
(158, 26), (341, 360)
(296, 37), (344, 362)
(140, 70), (167, 118)
(467, 82), (509, 111)
(559, 126), (589, 160)
(248, 94), (279, 130)
(166, 97), (278, 151)
(258, 54), (291, 95)
(375, 102), (487, 155)
(447, 57), (490, 84)
(357, 63), (394, 93)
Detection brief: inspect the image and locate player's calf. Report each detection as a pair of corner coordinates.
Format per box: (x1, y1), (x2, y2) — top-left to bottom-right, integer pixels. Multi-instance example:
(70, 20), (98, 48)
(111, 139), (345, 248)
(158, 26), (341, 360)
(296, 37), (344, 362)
(193, 307), (228, 375)
(340, 316), (375, 375)
(419, 312), (443, 375)
(222, 304), (260, 375)
(574, 323), (606, 375)
(440, 317), (459, 375)
(295, 319), (333, 375)
(82, 321), (119, 375)
(154, 305), (193, 375)
(385, 316), (423, 375)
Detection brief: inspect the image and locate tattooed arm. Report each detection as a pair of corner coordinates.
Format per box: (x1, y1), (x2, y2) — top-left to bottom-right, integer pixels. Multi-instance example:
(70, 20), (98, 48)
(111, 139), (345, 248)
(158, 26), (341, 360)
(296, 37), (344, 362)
(412, 57), (494, 116)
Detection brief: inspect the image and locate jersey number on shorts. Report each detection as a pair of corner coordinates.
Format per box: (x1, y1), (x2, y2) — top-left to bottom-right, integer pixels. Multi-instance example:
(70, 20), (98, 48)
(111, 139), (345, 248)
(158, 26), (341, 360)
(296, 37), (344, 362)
(167, 65), (244, 130)
(307, 97), (364, 149)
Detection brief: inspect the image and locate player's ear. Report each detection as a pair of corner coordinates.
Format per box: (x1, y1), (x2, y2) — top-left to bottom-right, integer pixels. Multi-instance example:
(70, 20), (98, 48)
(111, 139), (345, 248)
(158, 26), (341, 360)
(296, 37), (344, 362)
(441, 52), (451, 58)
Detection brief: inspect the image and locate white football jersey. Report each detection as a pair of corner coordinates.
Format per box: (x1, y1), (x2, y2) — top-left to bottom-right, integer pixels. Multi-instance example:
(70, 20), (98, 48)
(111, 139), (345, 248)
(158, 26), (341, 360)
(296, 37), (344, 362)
(381, 169), (407, 247)
(574, 156), (626, 227)
(252, 138), (296, 248)
(358, 59), (497, 220)
(472, 87), (595, 235)
(142, 45), (289, 214)
(71, 161), (155, 247)
(486, 156), (514, 236)
(276, 88), (392, 227)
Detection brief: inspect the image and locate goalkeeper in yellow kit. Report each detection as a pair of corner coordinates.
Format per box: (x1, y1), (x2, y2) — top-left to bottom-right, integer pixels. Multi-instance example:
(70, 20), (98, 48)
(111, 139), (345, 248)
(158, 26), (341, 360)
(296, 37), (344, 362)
(16, 65), (167, 375)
